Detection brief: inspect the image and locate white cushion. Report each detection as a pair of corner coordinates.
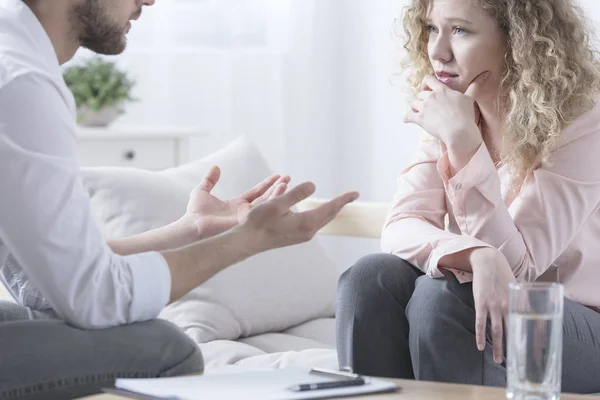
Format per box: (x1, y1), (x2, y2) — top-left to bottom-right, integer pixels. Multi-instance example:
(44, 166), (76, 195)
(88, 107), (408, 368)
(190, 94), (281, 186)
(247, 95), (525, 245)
(199, 339), (337, 371)
(81, 137), (340, 343)
(282, 318), (336, 347)
(207, 346), (338, 371)
(238, 333), (331, 353)
(196, 318), (337, 370)
(0, 283), (13, 302)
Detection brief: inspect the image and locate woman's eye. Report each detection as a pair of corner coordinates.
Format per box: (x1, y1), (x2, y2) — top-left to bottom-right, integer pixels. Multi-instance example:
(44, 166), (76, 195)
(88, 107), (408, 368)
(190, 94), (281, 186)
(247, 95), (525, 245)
(426, 25), (438, 34)
(454, 27), (467, 35)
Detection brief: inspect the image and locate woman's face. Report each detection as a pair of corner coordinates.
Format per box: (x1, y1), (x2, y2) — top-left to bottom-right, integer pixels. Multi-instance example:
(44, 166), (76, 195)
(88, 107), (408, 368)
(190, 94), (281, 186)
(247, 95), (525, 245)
(426, 0), (506, 99)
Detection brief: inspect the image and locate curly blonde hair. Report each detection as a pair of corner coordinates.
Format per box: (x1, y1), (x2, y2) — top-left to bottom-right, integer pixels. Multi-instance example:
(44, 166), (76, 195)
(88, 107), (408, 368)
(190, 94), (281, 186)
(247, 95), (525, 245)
(400, 0), (600, 178)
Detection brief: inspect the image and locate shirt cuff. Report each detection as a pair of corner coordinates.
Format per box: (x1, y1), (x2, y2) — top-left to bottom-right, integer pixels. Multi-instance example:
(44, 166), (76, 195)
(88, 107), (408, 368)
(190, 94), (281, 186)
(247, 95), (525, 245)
(427, 235), (492, 278)
(437, 143), (499, 202)
(126, 251), (171, 322)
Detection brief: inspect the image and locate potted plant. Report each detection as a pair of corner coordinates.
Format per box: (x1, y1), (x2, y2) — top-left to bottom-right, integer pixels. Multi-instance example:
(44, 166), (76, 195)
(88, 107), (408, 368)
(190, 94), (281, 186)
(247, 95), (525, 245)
(63, 57), (136, 127)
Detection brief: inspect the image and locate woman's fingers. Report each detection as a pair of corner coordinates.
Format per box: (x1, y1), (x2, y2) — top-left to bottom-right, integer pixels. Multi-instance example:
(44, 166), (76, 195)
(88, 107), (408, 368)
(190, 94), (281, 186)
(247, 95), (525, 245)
(417, 91), (432, 101)
(475, 301), (487, 352)
(490, 309), (504, 364)
(410, 99), (423, 113)
(476, 301), (506, 363)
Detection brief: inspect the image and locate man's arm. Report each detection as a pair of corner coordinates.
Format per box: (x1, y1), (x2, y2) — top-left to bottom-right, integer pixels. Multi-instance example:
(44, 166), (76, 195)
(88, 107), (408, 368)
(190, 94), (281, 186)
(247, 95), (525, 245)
(107, 218), (198, 256)
(162, 182), (357, 303)
(0, 74), (171, 329)
(108, 168), (290, 256)
(0, 73), (358, 329)
(107, 181), (358, 305)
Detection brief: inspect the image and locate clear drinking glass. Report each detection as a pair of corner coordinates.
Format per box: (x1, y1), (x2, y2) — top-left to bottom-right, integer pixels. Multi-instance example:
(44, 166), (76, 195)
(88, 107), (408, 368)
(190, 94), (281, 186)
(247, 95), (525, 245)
(507, 283), (564, 400)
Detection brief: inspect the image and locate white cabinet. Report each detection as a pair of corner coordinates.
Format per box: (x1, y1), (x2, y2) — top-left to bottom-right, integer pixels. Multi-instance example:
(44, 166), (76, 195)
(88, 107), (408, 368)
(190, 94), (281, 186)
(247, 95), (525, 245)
(77, 126), (206, 170)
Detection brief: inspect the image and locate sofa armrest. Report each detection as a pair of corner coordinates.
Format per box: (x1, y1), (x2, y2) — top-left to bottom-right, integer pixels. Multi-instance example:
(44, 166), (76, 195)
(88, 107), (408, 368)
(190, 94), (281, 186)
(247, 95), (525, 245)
(296, 199), (388, 239)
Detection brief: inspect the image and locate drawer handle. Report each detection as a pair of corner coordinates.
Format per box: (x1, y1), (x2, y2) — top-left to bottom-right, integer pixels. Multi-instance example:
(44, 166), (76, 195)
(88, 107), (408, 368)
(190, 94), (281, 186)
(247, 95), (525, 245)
(123, 150), (136, 161)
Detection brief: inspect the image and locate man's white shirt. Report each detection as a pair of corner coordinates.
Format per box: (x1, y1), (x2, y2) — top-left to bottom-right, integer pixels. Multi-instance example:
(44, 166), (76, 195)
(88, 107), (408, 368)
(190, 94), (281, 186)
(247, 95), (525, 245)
(0, 0), (171, 329)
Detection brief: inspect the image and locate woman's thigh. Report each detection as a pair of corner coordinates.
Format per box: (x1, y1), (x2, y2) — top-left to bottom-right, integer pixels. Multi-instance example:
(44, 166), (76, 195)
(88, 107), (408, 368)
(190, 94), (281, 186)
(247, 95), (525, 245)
(561, 299), (600, 394)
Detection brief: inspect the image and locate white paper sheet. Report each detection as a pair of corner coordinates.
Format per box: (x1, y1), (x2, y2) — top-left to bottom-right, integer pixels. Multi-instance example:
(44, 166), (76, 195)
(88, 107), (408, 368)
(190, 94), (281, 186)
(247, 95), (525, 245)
(115, 368), (398, 400)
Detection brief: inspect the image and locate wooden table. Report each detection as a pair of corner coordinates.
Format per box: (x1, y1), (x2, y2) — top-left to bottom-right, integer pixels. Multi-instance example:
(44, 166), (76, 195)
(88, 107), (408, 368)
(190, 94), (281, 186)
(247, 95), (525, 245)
(83, 378), (597, 400)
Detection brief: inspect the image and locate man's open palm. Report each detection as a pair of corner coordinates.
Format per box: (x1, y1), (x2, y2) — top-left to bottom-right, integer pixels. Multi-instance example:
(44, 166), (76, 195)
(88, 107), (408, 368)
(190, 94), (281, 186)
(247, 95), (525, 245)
(186, 166), (290, 238)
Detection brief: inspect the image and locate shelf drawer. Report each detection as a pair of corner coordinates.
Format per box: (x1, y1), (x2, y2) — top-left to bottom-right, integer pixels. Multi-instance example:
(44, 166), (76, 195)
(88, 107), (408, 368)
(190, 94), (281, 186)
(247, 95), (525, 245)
(77, 138), (178, 170)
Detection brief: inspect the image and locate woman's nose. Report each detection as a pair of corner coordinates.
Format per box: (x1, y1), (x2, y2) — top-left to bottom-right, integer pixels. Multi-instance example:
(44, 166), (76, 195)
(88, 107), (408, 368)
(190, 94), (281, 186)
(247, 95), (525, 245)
(429, 34), (453, 64)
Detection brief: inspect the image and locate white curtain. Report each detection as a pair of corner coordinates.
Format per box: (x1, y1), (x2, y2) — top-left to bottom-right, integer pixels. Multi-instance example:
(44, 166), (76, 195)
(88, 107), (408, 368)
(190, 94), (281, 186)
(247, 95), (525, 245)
(64, 0), (600, 269)
(68, 0), (417, 201)
(66, 0), (600, 202)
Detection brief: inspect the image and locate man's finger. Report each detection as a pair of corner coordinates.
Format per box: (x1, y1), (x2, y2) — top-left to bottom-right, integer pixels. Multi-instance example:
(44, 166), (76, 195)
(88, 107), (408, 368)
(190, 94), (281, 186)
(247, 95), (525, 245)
(197, 166), (221, 193)
(464, 71), (491, 99)
(242, 174), (281, 202)
(490, 310), (504, 364)
(251, 176), (291, 205)
(263, 176), (291, 201)
(301, 191), (360, 231)
(271, 182), (288, 198)
(272, 182), (317, 210)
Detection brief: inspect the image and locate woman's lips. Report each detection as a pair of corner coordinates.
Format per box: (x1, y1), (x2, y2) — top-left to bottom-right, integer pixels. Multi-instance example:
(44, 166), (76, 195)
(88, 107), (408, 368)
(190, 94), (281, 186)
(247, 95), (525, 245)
(436, 73), (459, 84)
(437, 76), (457, 84)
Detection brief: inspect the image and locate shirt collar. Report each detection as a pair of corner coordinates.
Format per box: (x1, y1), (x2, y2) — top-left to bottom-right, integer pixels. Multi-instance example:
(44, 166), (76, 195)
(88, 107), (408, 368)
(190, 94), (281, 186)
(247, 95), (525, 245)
(0, 0), (63, 76)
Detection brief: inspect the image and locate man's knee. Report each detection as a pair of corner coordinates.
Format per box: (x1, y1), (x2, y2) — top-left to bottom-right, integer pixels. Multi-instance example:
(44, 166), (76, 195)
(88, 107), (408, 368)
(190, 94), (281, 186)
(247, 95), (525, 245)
(132, 319), (204, 377)
(0, 319), (203, 400)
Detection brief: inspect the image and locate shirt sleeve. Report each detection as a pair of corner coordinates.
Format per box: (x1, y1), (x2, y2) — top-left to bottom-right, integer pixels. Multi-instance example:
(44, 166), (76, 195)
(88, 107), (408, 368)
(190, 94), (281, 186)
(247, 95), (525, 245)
(381, 134), (492, 278)
(0, 73), (171, 329)
(437, 120), (600, 281)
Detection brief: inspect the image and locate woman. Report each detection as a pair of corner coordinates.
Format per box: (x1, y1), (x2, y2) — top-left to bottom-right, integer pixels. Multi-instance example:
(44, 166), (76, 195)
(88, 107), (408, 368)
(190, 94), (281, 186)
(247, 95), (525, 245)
(336, 0), (600, 393)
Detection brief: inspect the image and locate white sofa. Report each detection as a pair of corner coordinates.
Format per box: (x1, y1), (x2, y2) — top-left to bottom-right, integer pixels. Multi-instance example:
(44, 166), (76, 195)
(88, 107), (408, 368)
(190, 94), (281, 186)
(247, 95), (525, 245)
(179, 198), (387, 371)
(0, 137), (389, 372)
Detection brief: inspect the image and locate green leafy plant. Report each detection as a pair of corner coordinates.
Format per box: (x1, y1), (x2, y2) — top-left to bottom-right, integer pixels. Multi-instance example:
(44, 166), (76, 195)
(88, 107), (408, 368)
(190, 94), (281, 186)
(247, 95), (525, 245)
(63, 57), (136, 113)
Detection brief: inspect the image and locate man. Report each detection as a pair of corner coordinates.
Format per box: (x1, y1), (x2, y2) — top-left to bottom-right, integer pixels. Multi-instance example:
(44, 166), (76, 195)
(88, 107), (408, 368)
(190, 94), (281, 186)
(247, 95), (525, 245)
(0, 0), (359, 398)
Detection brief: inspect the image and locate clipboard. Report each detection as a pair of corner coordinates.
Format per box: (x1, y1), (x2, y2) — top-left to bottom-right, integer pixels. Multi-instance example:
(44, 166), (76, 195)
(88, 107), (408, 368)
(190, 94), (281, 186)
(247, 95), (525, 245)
(106, 367), (399, 400)
(102, 387), (178, 400)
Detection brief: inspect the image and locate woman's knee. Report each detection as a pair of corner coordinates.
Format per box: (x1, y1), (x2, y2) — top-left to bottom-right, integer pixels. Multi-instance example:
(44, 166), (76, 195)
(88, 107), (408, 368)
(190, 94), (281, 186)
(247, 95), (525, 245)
(407, 275), (475, 340)
(338, 253), (422, 311)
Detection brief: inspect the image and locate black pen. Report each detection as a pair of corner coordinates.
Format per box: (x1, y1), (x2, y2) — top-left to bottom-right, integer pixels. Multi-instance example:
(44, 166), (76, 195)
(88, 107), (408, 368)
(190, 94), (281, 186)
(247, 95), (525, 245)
(287, 377), (366, 392)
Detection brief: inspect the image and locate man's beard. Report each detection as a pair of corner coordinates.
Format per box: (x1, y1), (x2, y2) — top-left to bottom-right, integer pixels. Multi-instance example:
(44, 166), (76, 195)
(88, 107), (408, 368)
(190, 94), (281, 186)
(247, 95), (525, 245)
(71, 0), (127, 55)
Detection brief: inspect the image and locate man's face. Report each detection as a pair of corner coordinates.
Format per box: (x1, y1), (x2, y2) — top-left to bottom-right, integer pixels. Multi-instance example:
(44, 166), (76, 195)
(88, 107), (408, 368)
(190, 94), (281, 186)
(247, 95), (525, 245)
(71, 0), (154, 55)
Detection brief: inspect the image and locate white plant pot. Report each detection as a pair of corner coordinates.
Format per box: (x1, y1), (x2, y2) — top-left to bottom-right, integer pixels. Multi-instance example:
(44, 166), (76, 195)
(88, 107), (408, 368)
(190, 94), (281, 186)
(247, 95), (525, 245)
(77, 103), (124, 127)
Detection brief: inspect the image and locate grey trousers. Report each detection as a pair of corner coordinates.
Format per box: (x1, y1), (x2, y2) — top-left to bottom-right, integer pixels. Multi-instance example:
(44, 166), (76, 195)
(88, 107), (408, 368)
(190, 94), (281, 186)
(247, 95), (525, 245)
(0, 301), (204, 400)
(336, 254), (600, 394)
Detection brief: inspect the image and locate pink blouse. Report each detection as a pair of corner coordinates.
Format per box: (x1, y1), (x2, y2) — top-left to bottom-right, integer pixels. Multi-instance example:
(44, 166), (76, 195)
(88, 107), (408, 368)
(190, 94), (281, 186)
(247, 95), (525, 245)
(382, 102), (600, 310)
